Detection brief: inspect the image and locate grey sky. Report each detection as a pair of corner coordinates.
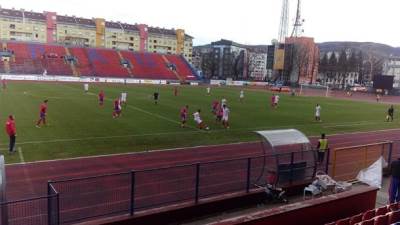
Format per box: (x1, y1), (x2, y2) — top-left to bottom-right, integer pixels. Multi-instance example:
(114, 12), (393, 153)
(1, 0), (399, 47)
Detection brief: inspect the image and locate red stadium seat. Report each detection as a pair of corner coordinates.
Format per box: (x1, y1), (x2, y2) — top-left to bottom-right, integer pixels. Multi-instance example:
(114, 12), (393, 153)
(388, 203), (399, 212)
(336, 217), (350, 225)
(358, 218), (374, 225)
(165, 54), (197, 80)
(363, 210), (376, 221)
(373, 215), (388, 225)
(325, 222), (335, 225)
(350, 213), (363, 225)
(375, 206), (388, 216)
(3, 41), (199, 80)
(86, 48), (130, 77)
(389, 210), (400, 224)
(120, 51), (178, 80)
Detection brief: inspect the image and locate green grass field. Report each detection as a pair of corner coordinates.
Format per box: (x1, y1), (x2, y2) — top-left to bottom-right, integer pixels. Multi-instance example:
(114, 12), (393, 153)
(0, 82), (397, 164)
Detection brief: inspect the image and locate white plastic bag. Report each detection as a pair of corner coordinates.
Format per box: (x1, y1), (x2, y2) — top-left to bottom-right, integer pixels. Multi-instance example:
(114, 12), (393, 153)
(356, 156), (387, 188)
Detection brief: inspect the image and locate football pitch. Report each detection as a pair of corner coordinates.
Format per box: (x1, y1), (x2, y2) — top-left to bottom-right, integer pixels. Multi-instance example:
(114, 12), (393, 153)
(0, 82), (397, 164)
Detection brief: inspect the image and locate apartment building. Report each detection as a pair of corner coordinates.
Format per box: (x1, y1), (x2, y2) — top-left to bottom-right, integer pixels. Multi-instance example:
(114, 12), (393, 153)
(0, 7), (193, 62)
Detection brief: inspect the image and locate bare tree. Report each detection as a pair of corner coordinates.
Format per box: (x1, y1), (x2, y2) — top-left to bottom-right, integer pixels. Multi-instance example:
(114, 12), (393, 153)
(292, 42), (311, 84)
(201, 52), (218, 79)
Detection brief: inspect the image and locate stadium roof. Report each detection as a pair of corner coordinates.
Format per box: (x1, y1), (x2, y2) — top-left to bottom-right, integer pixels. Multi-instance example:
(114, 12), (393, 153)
(255, 129), (310, 148)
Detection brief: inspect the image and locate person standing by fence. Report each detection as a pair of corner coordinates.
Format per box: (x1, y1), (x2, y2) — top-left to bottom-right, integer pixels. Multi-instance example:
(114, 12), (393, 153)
(389, 158), (400, 203)
(317, 133), (328, 164)
(5, 115), (16, 154)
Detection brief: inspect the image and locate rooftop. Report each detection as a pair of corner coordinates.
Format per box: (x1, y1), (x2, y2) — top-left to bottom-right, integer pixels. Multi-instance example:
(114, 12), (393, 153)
(0, 6), (193, 38)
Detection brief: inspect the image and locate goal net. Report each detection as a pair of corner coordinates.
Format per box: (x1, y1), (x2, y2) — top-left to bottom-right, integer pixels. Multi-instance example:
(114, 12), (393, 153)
(298, 84), (331, 97)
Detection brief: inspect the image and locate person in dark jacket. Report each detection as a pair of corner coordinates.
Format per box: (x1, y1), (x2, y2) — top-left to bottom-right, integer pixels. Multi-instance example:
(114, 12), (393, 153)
(389, 158), (400, 203)
(387, 105), (394, 122)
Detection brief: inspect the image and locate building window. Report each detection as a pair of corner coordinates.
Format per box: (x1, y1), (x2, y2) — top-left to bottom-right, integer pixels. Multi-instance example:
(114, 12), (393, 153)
(9, 24), (15, 29)
(130, 37), (134, 41)
(154, 40), (157, 43)
(112, 41), (116, 45)
(35, 34), (39, 38)
(65, 30), (67, 34)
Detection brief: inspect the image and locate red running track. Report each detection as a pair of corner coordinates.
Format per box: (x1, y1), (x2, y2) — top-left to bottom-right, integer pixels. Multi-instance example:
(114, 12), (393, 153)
(6, 128), (400, 201)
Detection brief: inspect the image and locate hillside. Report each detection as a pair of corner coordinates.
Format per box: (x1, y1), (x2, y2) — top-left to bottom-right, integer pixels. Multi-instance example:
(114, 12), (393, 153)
(318, 42), (400, 57)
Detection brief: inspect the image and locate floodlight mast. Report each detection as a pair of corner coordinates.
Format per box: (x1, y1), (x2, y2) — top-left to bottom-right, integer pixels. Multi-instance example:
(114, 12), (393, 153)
(291, 0), (304, 37)
(278, 0), (289, 44)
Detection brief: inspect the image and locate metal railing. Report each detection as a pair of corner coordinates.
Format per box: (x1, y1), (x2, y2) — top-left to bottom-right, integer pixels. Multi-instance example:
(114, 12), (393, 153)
(47, 150), (317, 224)
(0, 194), (58, 225)
(0, 140), (393, 225)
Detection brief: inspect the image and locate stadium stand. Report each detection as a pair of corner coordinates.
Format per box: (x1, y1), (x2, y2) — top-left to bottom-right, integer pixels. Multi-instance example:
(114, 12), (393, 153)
(325, 202), (400, 225)
(86, 48), (130, 77)
(165, 54), (198, 80)
(1, 41), (197, 80)
(41, 44), (73, 75)
(120, 51), (177, 80)
(7, 42), (39, 74)
(0, 42), (9, 74)
(69, 47), (94, 76)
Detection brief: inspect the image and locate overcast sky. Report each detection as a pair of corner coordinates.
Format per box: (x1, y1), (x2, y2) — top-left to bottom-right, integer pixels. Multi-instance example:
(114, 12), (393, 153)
(1, 0), (399, 47)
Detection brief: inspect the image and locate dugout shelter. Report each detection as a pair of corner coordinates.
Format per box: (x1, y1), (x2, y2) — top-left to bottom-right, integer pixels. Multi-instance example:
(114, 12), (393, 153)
(255, 129), (317, 187)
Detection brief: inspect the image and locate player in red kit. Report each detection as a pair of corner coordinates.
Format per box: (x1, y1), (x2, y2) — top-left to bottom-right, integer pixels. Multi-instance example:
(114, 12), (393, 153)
(98, 90), (105, 106)
(212, 100), (219, 115)
(216, 104), (223, 123)
(112, 98), (122, 118)
(180, 105), (189, 128)
(5, 115), (16, 153)
(36, 100), (48, 128)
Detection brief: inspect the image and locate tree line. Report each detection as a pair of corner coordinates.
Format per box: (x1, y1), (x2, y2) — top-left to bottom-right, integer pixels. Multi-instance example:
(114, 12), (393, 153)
(319, 49), (383, 84)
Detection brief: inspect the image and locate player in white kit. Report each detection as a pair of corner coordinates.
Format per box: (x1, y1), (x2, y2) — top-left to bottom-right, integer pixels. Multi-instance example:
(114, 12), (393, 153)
(315, 104), (321, 122)
(222, 105), (230, 129)
(84, 83), (89, 93)
(193, 109), (209, 130)
(121, 92), (127, 105)
(274, 95), (280, 107)
(239, 90), (244, 102)
(221, 98), (227, 107)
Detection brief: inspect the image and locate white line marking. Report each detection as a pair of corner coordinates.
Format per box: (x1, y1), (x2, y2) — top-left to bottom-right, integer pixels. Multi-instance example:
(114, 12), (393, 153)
(18, 147), (25, 164)
(8, 127), (400, 166)
(17, 147), (35, 193)
(88, 91), (198, 130)
(8, 141), (255, 166)
(322, 121), (388, 128)
(0, 120), (393, 147)
(0, 130), (203, 146)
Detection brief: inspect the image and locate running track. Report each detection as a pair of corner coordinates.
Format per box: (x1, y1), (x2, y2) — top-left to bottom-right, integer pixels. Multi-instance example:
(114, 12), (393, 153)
(6, 128), (400, 201)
